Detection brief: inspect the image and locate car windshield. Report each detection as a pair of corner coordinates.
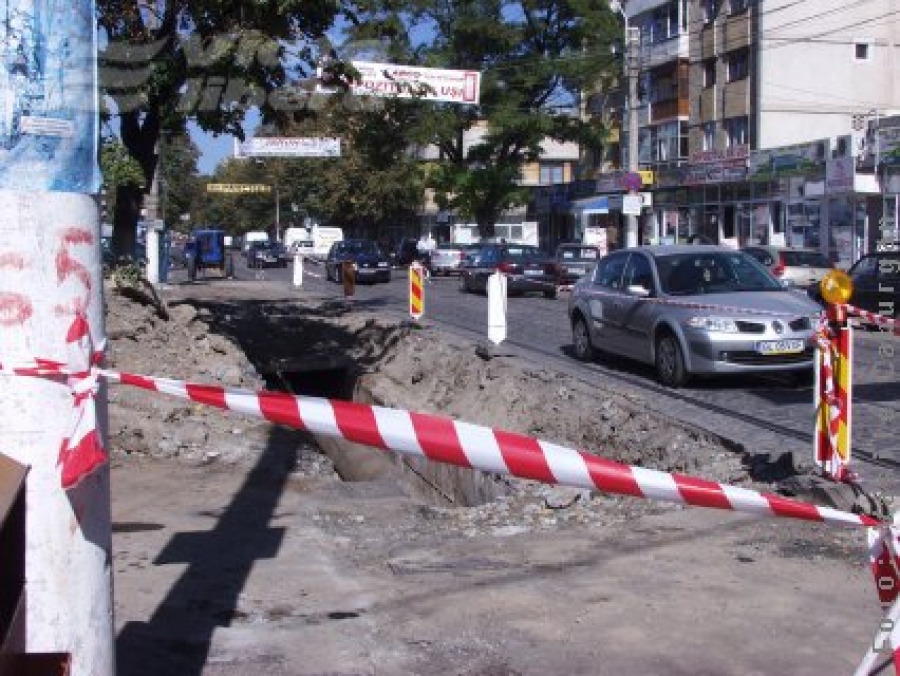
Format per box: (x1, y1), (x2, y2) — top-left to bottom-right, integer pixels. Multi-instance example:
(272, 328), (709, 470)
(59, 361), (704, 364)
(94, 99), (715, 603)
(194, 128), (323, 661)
(557, 246), (600, 262)
(780, 250), (831, 268)
(345, 240), (381, 255)
(503, 246), (544, 261)
(656, 252), (783, 295)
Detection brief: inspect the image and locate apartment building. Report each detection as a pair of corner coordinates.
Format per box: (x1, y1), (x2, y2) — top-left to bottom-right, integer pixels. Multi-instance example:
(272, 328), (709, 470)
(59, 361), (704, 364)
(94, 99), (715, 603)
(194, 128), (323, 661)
(571, 0), (900, 265)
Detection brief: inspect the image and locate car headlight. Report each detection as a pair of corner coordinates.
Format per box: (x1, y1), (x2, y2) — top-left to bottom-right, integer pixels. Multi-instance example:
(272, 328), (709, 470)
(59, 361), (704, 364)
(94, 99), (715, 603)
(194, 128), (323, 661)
(686, 316), (740, 333)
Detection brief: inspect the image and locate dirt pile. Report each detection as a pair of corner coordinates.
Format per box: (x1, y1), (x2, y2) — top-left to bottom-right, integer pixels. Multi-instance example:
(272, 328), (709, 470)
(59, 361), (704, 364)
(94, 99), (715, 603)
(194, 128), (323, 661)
(104, 282), (751, 495)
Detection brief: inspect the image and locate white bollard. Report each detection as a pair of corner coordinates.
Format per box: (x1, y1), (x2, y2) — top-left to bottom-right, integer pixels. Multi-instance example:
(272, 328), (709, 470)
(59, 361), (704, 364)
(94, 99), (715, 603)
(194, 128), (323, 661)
(146, 226), (161, 285)
(487, 270), (507, 345)
(293, 253), (303, 287)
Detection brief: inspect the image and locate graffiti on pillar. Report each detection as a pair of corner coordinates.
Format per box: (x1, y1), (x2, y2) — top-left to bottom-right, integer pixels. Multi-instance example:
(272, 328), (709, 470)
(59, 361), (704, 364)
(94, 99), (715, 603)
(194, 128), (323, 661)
(0, 0), (98, 192)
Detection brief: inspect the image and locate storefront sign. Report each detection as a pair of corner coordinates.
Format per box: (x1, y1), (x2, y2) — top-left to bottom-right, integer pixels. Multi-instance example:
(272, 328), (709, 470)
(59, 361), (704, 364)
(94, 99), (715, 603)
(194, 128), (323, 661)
(681, 159), (748, 186)
(689, 145), (749, 165)
(748, 139), (829, 181)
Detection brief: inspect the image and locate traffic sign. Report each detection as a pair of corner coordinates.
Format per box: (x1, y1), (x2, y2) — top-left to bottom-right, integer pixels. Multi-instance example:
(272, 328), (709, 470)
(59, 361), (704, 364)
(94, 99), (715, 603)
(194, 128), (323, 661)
(622, 194), (643, 216)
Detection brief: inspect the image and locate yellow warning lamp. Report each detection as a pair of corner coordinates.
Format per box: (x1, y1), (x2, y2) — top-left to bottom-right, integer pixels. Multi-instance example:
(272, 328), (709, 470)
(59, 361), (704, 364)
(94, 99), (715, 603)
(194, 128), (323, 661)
(819, 269), (853, 305)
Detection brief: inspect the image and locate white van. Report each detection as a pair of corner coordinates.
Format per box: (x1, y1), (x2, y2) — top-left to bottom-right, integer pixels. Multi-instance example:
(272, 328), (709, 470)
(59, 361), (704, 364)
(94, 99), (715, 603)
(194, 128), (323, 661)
(310, 226), (343, 259)
(242, 231), (269, 256)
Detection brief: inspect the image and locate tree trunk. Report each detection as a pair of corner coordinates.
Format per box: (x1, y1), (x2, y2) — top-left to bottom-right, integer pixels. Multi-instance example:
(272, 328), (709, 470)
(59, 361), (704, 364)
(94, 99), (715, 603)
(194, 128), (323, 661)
(112, 183), (143, 263)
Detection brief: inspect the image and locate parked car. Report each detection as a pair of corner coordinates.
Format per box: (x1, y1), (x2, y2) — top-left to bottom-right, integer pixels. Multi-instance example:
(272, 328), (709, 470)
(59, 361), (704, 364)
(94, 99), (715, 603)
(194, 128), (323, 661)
(459, 243), (558, 298)
(325, 239), (392, 284)
(247, 241), (290, 268)
(807, 251), (900, 317)
(392, 238), (430, 269)
(568, 245), (823, 387)
(430, 243), (476, 276)
(742, 245), (833, 289)
(554, 243), (603, 286)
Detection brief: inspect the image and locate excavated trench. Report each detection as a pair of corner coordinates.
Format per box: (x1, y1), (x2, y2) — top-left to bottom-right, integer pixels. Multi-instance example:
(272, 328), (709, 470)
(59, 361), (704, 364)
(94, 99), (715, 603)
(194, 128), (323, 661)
(267, 362), (509, 508)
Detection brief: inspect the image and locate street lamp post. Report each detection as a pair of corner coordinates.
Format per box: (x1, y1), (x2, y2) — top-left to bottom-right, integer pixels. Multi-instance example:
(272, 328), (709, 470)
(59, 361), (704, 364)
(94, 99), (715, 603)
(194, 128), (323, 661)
(610, 0), (641, 248)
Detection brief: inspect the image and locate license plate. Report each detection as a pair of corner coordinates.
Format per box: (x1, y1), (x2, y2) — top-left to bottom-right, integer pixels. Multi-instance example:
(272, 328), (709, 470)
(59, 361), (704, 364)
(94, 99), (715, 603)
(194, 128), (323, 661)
(567, 266), (583, 274)
(524, 269), (543, 276)
(756, 339), (804, 355)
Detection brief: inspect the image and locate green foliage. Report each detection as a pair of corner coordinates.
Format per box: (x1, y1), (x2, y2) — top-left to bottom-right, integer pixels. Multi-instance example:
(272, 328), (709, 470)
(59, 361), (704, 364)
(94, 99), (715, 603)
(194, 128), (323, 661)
(344, 0), (619, 236)
(100, 137), (146, 221)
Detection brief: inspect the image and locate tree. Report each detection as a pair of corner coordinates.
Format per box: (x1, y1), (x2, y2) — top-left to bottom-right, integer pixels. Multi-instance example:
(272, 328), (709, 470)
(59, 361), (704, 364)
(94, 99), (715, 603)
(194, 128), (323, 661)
(97, 0), (342, 257)
(157, 131), (202, 231)
(99, 137), (145, 230)
(343, 0), (619, 238)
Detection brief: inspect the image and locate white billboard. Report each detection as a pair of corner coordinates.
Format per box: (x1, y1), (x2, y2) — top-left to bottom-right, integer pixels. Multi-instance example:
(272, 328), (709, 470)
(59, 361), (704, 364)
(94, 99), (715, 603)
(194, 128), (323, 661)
(345, 61), (481, 105)
(234, 137), (341, 158)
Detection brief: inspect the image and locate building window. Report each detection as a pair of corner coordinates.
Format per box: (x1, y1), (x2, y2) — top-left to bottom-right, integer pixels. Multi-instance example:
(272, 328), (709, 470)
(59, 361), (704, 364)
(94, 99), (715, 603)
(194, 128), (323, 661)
(726, 48), (749, 82)
(703, 60), (716, 88)
(728, 0), (749, 15)
(702, 0), (718, 24)
(643, 1), (680, 45)
(702, 122), (716, 151)
(539, 163), (565, 184)
(854, 41), (871, 61)
(724, 116), (748, 147)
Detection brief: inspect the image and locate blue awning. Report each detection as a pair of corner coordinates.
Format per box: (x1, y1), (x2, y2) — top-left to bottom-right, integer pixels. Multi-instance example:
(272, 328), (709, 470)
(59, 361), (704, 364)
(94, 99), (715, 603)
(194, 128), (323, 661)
(571, 196), (609, 214)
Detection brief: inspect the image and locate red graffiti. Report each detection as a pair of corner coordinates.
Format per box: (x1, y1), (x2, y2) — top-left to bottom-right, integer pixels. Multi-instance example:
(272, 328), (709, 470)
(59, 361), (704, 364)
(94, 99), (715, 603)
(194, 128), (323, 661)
(61, 227), (94, 247)
(0, 292), (34, 326)
(0, 252), (26, 270)
(56, 248), (92, 291)
(54, 296), (89, 318)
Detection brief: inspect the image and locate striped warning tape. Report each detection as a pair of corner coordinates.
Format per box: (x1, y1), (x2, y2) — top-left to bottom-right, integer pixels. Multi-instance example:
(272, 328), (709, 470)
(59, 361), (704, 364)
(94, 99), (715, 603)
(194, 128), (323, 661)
(844, 304), (900, 333)
(91, 368), (881, 530)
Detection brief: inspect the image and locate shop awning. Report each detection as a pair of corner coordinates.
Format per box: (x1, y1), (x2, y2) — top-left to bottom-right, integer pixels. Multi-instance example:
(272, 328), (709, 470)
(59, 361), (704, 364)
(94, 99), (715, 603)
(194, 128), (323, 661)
(571, 196), (610, 214)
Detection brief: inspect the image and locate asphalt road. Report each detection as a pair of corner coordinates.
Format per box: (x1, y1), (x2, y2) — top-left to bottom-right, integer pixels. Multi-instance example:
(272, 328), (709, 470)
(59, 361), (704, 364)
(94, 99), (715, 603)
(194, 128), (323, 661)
(218, 254), (900, 496)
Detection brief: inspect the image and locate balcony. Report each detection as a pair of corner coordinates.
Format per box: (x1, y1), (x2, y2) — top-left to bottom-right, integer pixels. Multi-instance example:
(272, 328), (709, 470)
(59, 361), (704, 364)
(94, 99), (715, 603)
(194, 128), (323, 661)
(722, 79), (750, 119)
(699, 87), (717, 122)
(639, 33), (690, 70)
(651, 98), (689, 122)
(700, 23), (716, 60)
(723, 12), (751, 51)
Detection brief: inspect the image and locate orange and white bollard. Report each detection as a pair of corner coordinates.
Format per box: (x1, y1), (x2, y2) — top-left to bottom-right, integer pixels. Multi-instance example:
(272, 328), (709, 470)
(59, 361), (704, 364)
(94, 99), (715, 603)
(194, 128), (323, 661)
(409, 262), (425, 321)
(814, 271), (855, 483)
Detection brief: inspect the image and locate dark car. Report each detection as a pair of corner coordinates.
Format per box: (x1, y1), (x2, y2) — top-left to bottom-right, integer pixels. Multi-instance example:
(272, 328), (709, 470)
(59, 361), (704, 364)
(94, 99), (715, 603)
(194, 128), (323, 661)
(247, 241), (290, 268)
(554, 244), (603, 286)
(808, 251), (900, 318)
(326, 239), (392, 284)
(392, 238), (430, 269)
(459, 243), (557, 298)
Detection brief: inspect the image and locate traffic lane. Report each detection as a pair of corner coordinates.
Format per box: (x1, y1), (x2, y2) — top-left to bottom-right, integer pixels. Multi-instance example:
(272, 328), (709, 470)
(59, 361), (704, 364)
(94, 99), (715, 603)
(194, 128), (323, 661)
(227, 260), (900, 487)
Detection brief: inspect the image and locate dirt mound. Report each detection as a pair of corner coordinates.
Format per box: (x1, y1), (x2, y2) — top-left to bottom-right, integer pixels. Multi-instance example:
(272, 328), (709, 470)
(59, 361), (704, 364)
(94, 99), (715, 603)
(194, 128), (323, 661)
(104, 284), (749, 492)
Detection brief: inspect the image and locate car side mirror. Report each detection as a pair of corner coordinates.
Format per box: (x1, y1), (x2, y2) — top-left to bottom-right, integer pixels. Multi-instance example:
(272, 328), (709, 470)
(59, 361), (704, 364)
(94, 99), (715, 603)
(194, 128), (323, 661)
(627, 284), (651, 297)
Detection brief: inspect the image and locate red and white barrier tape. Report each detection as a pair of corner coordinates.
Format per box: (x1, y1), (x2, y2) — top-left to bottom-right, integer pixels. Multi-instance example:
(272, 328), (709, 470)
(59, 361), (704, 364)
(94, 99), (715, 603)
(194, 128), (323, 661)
(814, 317), (846, 479)
(1, 313), (106, 489)
(88, 368), (880, 530)
(844, 304), (900, 333)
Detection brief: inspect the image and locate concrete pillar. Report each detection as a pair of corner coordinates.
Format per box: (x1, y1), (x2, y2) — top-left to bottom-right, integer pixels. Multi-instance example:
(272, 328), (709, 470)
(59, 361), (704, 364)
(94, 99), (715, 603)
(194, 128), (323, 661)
(147, 226), (161, 285)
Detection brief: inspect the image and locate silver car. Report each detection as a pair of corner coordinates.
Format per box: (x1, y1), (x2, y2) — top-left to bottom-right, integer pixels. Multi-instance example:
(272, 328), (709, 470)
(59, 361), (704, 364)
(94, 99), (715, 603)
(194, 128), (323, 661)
(567, 246), (823, 387)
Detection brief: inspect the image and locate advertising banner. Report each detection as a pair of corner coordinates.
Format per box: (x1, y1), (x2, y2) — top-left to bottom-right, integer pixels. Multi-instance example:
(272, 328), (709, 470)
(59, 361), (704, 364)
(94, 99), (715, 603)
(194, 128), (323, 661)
(206, 183), (272, 194)
(345, 61), (481, 104)
(748, 139), (829, 181)
(235, 136), (341, 158)
(0, 0), (99, 192)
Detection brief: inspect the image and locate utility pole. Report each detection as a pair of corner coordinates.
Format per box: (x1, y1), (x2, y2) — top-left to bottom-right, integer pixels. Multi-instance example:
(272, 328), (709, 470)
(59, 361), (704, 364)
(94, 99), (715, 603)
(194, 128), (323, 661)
(0, 3), (113, 675)
(625, 21), (640, 248)
(611, 0), (641, 248)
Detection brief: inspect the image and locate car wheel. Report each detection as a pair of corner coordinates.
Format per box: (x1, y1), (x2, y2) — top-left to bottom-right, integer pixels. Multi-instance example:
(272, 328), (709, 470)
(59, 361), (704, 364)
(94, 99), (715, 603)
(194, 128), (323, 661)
(572, 316), (595, 362)
(656, 331), (688, 388)
(544, 287), (558, 300)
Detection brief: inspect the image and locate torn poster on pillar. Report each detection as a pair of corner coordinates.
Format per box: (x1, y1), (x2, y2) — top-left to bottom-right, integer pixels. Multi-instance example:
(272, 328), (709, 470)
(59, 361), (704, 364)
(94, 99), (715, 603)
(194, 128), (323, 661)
(0, 0), (99, 193)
